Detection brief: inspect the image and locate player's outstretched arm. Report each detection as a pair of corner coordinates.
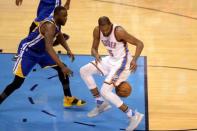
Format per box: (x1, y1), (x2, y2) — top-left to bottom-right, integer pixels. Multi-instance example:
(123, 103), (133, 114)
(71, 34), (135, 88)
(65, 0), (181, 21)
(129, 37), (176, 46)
(91, 26), (101, 63)
(57, 32), (75, 62)
(15, 0), (23, 6)
(115, 27), (144, 71)
(41, 22), (72, 76)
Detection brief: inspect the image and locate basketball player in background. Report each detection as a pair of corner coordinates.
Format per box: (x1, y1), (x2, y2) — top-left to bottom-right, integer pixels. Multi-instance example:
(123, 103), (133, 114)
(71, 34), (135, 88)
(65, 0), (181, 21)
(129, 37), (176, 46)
(80, 16), (144, 130)
(0, 6), (85, 107)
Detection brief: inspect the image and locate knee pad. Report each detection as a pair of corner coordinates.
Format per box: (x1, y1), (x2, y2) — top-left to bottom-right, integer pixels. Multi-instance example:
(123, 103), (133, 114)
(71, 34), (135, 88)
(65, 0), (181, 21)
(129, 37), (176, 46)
(80, 64), (99, 90)
(100, 84), (113, 98)
(80, 64), (94, 77)
(79, 66), (86, 77)
(100, 83), (123, 107)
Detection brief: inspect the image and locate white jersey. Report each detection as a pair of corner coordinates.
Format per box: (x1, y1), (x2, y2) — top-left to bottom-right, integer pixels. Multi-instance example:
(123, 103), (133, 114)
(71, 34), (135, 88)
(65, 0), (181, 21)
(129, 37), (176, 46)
(100, 24), (131, 61)
(84, 24), (133, 86)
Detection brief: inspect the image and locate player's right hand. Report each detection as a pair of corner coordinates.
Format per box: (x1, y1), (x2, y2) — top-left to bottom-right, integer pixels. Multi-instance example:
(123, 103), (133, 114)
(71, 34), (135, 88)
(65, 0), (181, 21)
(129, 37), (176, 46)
(61, 66), (73, 77)
(95, 55), (101, 65)
(16, 0), (23, 6)
(67, 50), (75, 62)
(129, 59), (137, 72)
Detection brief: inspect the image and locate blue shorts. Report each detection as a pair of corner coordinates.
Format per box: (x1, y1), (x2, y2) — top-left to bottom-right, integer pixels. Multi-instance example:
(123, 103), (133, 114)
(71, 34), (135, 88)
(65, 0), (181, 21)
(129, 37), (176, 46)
(35, 0), (61, 22)
(13, 49), (56, 78)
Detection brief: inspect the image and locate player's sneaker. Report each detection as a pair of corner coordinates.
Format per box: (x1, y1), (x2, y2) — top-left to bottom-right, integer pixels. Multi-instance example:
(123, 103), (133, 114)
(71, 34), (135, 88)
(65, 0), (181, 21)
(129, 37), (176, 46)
(63, 96), (86, 107)
(126, 111), (144, 131)
(87, 101), (111, 117)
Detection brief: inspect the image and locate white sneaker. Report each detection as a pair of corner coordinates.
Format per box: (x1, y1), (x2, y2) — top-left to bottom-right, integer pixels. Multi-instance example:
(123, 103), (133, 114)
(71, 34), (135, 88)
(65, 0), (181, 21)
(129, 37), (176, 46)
(126, 111), (144, 131)
(87, 101), (111, 117)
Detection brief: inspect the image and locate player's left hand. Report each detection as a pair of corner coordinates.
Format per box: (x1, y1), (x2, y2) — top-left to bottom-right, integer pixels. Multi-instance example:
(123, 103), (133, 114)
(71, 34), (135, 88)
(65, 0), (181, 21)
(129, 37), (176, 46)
(67, 50), (75, 62)
(64, 4), (70, 10)
(130, 59), (137, 72)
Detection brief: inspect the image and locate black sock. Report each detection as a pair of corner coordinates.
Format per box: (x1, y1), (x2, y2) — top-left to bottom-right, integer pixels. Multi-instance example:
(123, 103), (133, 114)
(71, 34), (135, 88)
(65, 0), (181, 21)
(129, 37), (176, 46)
(63, 83), (72, 97)
(52, 66), (72, 97)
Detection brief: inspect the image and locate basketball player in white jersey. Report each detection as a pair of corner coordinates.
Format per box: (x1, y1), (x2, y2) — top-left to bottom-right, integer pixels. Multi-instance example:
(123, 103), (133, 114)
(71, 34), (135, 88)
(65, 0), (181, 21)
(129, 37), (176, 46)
(80, 16), (144, 130)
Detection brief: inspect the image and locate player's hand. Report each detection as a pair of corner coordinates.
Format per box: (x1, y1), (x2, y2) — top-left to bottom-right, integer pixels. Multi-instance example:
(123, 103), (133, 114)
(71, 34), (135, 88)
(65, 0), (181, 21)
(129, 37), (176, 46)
(130, 59), (137, 72)
(16, 0), (23, 6)
(67, 50), (75, 62)
(95, 55), (101, 65)
(64, 4), (70, 10)
(61, 66), (73, 77)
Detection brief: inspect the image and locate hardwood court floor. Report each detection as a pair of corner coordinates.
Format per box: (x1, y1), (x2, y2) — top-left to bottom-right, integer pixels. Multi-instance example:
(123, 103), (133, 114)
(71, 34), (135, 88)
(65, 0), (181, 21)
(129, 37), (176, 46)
(0, 0), (197, 130)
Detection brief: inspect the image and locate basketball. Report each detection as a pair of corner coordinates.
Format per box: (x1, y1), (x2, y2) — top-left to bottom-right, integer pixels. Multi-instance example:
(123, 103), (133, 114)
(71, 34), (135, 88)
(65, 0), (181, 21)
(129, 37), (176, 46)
(115, 81), (132, 97)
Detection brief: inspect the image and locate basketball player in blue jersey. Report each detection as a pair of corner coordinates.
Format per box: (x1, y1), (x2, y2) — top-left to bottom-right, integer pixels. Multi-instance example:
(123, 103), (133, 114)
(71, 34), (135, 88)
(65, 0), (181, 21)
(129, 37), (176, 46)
(14, 0), (85, 106)
(80, 16), (144, 130)
(0, 6), (85, 107)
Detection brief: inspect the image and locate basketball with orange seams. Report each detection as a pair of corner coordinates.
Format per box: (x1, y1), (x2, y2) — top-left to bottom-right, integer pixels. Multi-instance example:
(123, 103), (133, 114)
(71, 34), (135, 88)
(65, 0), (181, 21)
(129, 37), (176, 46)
(115, 81), (132, 97)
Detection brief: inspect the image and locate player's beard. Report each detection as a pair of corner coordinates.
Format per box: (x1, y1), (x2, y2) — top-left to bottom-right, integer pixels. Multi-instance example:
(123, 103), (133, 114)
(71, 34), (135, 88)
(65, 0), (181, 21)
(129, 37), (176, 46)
(60, 19), (66, 26)
(57, 18), (66, 26)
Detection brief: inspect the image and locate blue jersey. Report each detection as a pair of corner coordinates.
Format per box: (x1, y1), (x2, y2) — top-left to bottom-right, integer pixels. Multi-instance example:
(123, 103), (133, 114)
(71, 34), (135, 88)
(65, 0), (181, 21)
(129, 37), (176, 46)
(35, 0), (61, 22)
(14, 16), (60, 78)
(41, 0), (59, 4)
(19, 16), (60, 56)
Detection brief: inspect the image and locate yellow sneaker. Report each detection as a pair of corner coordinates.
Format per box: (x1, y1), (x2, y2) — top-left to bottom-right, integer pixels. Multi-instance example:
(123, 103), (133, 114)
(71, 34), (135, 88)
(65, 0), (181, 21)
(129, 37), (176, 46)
(63, 96), (86, 107)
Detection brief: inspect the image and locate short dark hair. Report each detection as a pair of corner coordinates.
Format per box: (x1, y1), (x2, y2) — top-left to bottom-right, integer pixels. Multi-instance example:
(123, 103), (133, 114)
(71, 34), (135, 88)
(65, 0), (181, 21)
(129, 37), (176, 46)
(54, 6), (66, 16)
(98, 16), (111, 26)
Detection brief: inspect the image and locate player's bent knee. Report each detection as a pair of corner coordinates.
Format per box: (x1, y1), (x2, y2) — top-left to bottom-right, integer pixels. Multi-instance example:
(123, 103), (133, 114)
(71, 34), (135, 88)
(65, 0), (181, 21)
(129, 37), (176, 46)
(79, 66), (86, 76)
(80, 68), (87, 80)
(80, 63), (94, 76)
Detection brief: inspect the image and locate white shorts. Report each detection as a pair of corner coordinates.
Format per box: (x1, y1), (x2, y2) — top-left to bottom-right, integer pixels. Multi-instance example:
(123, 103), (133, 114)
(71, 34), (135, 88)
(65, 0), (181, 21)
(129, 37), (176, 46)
(90, 55), (132, 86)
